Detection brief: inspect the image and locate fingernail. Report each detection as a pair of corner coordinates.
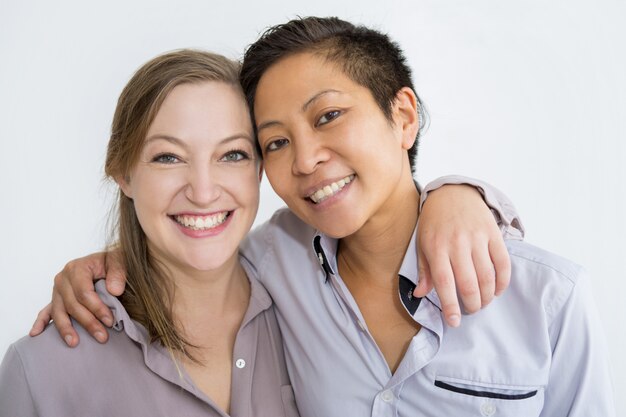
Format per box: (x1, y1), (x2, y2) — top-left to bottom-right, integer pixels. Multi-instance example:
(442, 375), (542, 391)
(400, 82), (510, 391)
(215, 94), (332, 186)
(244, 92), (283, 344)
(94, 331), (106, 343)
(448, 314), (461, 327)
(101, 316), (113, 327)
(110, 282), (124, 293)
(64, 335), (74, 346)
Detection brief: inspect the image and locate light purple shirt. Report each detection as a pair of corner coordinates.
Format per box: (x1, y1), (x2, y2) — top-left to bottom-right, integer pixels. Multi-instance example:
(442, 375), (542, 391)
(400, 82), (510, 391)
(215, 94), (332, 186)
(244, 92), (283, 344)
(240, 178), (614, 417)
(0, 259), (299, 417)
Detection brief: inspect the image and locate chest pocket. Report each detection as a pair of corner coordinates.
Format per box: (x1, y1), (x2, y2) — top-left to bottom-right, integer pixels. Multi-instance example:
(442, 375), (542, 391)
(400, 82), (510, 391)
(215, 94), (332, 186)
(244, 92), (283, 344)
(433, 376), (545, 417)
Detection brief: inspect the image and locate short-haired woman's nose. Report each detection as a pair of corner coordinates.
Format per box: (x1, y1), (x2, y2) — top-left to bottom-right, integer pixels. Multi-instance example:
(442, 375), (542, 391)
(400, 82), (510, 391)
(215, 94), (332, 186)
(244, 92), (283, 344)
(291, 136), (330, 176)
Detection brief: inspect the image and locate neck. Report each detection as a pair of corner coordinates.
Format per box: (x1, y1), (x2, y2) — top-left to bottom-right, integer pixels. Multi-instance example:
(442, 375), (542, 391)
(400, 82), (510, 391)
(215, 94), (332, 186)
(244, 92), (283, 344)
(338, 175), (419, 289)
(159, 253), (250, 343)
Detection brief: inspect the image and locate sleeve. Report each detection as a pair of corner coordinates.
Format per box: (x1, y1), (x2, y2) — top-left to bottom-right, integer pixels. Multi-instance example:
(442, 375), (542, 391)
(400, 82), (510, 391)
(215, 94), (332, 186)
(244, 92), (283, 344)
(420, 175), (525, 240)
(0, 344), (39, 417)
(540, 271), (616, 417)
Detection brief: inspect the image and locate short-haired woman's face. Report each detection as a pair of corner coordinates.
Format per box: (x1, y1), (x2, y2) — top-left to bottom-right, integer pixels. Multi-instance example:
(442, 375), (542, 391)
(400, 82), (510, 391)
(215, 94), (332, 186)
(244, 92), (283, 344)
(119, 81), (260, 273)
(253, 52), (416, 238)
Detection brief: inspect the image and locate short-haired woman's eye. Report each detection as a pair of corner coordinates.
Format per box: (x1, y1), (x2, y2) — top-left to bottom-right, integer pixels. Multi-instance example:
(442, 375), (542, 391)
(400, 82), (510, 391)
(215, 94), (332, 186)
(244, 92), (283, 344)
(316, 110), (341, 127)
(266, 138), (289, 153)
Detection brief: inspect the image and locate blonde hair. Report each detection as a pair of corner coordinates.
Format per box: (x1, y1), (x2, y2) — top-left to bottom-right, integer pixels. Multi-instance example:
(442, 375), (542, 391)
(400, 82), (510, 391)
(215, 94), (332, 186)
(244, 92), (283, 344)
(105, 49), (241, 359)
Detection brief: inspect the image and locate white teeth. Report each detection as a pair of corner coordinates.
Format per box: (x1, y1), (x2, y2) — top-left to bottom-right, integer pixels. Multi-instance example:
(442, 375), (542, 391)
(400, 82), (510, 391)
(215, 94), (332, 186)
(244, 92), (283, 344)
(174, 212), (228, 231)
(314, 189), (324, 201)
(309, 175), (355, 204)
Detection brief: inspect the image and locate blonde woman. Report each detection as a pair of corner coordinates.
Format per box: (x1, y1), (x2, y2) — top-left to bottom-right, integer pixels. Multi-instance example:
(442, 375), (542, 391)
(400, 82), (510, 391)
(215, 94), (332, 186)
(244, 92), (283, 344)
(1, 50), (297, 416)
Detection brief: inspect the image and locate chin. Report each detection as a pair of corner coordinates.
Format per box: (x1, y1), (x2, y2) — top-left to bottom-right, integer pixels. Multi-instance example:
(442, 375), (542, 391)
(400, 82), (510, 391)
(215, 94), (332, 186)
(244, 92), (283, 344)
(180, 251), (233, 272)
(313, 220), (361, 239)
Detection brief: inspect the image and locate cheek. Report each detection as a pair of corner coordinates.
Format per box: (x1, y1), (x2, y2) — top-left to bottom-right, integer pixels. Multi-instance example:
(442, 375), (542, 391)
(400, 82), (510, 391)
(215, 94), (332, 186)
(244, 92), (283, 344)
(263, 156), (292, 198)
(222, 165), (261, 206)
(130, 170), (185, 214)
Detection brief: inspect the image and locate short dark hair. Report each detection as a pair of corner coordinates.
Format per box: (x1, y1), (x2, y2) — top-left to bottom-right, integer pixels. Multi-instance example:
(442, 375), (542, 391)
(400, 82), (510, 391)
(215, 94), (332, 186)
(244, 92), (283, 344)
(240, 16), (426, 172)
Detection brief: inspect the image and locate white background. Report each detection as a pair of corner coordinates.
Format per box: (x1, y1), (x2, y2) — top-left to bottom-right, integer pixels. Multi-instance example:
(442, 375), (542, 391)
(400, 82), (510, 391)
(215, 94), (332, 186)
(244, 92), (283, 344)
(1, 0), (624, 412)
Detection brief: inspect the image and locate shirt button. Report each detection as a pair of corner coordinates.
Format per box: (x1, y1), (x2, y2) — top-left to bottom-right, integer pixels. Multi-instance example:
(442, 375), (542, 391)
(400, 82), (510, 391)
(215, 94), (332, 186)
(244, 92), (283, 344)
(480, 401), (496, 416)
(235, 359), (246, 369)
(380, 390), (394, 403)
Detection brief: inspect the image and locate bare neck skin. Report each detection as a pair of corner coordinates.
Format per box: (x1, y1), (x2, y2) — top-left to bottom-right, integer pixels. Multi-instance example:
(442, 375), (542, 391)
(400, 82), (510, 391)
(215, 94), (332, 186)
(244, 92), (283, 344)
(338, 174), (419, 287)
(162, 252), (250, 413)
(337, 173), (420, 373)
(169, 254), (250, 331)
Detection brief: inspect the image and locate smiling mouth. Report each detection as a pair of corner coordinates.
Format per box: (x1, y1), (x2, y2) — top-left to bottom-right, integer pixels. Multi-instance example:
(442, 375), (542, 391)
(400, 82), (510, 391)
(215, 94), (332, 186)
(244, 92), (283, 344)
(308, 175), (354, 204)
(172, 212), (230, 231)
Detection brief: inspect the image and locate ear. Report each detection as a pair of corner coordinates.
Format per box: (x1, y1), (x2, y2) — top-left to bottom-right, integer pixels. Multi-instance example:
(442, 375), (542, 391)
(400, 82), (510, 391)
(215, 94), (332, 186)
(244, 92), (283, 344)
(257, 160), (264, 183)
(392, 87), (420, 150)
(116, 175), (133, 199)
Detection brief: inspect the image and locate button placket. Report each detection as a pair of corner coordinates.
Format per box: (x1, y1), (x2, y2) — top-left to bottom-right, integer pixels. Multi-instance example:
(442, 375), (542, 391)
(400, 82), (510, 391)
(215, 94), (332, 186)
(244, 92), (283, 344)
(380, 390), (394, 403)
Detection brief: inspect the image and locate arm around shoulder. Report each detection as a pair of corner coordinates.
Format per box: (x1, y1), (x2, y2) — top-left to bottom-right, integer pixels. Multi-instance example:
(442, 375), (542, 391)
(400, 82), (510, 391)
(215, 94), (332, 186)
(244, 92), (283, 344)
(421, 175), (524, 240)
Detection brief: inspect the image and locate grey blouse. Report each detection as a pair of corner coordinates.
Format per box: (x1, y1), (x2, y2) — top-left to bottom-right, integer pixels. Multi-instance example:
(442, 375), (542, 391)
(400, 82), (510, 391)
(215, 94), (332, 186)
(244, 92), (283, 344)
(0, 259), (299, 417)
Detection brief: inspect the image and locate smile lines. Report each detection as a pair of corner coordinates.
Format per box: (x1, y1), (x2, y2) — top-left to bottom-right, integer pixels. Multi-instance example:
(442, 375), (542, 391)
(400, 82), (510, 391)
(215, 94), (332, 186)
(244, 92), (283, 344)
(173, 212), (229, 231)
(308, 175), (354, 204)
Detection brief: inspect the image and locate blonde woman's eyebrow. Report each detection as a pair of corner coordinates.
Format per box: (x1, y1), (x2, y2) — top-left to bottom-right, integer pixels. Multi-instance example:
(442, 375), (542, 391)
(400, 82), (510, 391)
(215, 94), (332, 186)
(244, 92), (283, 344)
(144, 134), (187, 148)
(144, 133), (254, 147)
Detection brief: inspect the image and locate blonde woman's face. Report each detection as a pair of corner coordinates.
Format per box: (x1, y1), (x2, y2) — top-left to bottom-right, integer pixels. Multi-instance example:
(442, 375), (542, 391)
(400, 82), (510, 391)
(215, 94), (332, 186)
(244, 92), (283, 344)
(119, 81), (260, 274)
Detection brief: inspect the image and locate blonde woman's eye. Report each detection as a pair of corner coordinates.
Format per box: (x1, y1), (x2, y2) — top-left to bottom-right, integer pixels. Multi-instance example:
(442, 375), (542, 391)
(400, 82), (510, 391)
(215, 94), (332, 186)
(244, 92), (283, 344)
(266, 138), (289, 153)
(221, 150), (250, 162)
(316, 110), (341, 127)
(152, 153), (180, 164)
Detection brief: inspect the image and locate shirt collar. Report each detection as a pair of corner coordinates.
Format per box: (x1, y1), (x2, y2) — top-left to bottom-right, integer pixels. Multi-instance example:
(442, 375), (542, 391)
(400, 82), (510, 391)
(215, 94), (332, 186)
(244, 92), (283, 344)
(312, 233), (338, 280)
(94, 256), (274, 370)
(311, 219), (442, 312)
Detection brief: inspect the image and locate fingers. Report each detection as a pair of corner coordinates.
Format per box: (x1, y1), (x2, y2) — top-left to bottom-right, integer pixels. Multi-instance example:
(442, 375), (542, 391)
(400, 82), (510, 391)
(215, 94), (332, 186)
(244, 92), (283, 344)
(419, 231), (501, 326)
(489, 238), (511, 296)
(413, 247), (433, 297)
(29, 303), (52, 336)
(49, 253), (116, 346)
(53, 276), (109, 345)
(414, 245), (461, 327)
(471, 243), (497, 307)
(57, 259), (114, 327)
(104, 250), (127, 296)
(50, 292), (80, 347)
(450, 252), (482, 316)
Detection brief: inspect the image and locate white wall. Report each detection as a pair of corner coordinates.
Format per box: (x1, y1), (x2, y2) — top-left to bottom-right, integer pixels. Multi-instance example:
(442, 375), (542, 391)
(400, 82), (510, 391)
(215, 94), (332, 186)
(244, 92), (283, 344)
(1, 0), (624, 412)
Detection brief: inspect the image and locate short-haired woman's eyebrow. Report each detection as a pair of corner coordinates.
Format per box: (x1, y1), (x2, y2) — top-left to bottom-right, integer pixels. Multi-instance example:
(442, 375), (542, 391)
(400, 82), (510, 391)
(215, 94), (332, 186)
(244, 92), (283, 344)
(257, 120), (282, 134)
(301, 89), (341, 112)
(257, 89), (343, 133)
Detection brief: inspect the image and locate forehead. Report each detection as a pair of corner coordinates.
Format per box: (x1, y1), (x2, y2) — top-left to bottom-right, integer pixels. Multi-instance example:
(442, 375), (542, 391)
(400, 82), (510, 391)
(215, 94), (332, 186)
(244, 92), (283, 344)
(253, 52), (359, 116)
(148, 81), (252, 139)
